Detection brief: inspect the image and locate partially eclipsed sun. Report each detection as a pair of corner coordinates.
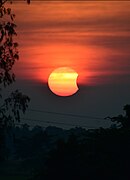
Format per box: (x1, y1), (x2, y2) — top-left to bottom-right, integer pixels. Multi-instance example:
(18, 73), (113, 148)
(48, 67), (79, 96)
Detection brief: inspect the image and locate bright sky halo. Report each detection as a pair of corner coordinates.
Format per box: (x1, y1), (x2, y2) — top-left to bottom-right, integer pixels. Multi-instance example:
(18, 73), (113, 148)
(48, 67), (79, 97)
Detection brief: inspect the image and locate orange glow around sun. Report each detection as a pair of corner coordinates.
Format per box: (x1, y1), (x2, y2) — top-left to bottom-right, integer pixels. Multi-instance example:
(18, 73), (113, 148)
(48, 67), (79, 96)
(13, 2), (130, 87)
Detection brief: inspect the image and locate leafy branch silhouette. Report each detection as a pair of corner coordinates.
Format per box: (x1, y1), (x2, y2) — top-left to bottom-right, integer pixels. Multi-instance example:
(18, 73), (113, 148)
(0, 0), (30, 160)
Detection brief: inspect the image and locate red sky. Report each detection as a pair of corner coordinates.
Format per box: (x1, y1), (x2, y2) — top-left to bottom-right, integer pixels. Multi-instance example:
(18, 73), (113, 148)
(5, 1), (130, 128)
(10, 1), (130, 86)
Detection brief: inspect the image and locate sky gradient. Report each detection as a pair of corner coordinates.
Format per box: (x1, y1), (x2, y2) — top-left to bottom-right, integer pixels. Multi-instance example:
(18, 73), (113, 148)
(6, 1), (130, 129)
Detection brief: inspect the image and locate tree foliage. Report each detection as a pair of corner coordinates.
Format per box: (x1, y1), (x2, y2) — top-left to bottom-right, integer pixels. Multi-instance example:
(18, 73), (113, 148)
(0, 0), (30, 162)
(0, 0), (30, 128)
(0, 0), (18, 87)
(0, 90), (30, 128)
(105, 104), (130, 129)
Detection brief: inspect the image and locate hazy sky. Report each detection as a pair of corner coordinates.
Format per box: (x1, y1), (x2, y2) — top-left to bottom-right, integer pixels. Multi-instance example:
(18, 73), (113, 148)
(6, 1), (130, 129)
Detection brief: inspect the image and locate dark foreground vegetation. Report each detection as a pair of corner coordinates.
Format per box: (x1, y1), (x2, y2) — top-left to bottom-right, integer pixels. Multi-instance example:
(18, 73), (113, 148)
(0, 105), (130, 180)
(0, 114), (130, 180)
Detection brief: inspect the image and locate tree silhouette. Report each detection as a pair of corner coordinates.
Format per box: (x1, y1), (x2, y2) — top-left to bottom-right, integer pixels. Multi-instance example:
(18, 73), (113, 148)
(105, 104), (130, 129)
(0, 0), (30, 160)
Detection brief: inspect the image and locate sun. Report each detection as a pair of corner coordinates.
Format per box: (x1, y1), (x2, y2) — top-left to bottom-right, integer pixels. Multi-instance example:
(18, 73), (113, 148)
(48, 67), (79, 96)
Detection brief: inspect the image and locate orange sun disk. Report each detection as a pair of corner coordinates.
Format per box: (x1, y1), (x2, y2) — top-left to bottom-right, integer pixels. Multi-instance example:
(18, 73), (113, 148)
(48, 67), (79, 96)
